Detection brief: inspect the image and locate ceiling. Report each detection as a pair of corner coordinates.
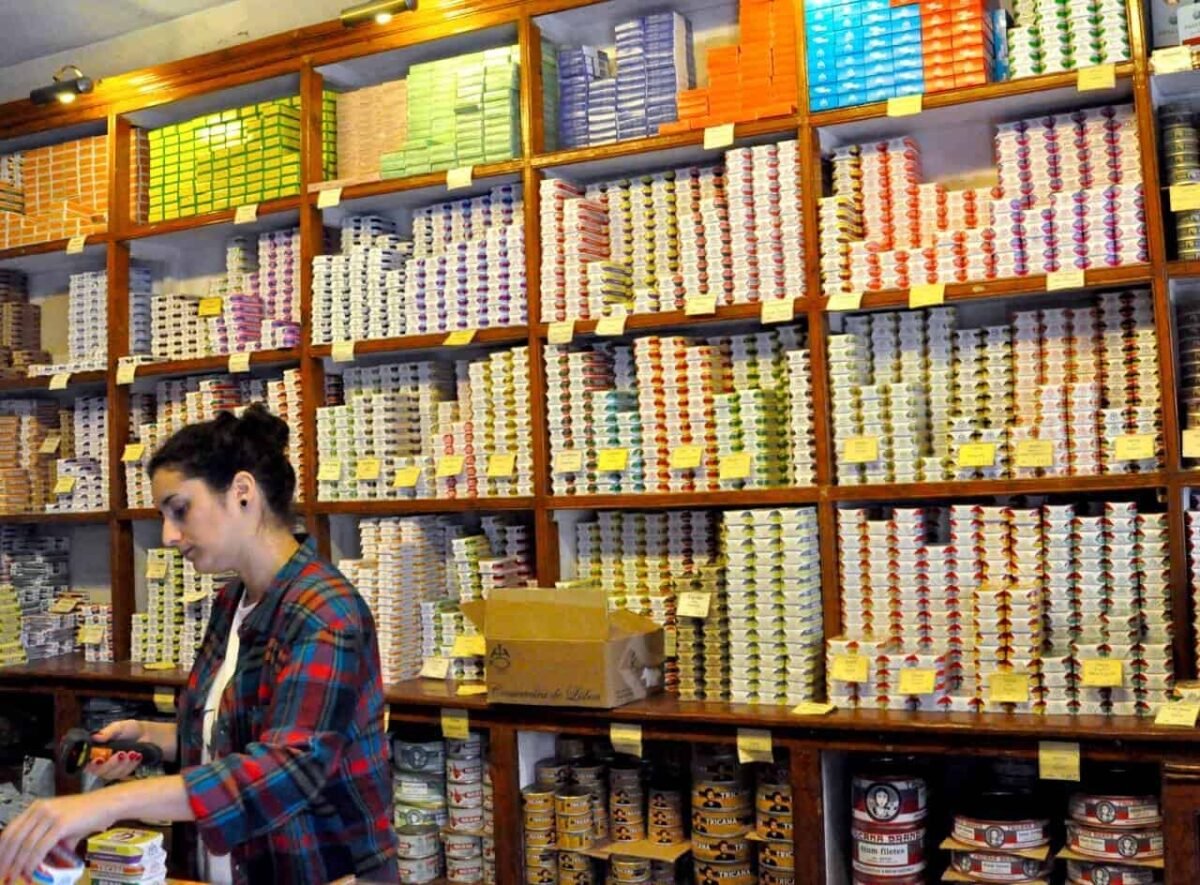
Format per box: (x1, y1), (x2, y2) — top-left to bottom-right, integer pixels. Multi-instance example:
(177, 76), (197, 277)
(0, 0), (232, 68)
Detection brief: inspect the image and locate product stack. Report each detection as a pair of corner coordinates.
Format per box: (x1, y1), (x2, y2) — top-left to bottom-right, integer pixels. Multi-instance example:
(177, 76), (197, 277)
(1161, 105), (1200, 260)
(1006, 0), (1130, 78)
(820, 106), (1146, 295)
(829, 294), (1162, 485)
(1062, 788), (1164, 883)
(943, 792), (1052, 884)
(380, 47), (521, 177)
(86, 827), (167, 885)
(48, 396), (108, 513)
(0, 526), (69, 665)
(546, 328), (815, 496)
(78, 602), (114, 664)
(334, 78), (408, 181)
(0, 400), (60, 514)
(316, 351), (533, 501)
(829, 499), (1173, 717)
(0, 271), (48, 378)
(850, 766), (928, 883)
(312, 189), (525, 344)
(1188, 497), (1200, 667)
(132, 548), (222, 670)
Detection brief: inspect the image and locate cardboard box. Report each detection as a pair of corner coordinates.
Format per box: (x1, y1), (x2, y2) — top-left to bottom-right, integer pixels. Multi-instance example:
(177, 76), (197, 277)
(462, 587), (665, 708)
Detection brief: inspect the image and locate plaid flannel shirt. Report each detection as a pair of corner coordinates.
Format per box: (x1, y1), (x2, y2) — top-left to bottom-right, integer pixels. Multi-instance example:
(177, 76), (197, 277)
(176, 536), (397, 884)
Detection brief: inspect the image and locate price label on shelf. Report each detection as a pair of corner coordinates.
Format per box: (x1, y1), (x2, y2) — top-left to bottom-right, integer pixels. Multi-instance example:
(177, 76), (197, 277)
(703, 122), (735, 150)
(228, 352), (251, 374)
(1015, 439), (1055, 468)
(792, 702), (836, 716)
(53, 476), (76, 495)
(143, 661), (177, 671)
(1186, 428), (1200, 459)
(1077, 63), (1116, 92)
(908, 283), (945, 309)
(234, 203), (258, 224)
(153, 687), (176, 714)
(826, 291), (863, 312)
(831, 654), (869, 683)
(317, 459), (342, 482)
(548, 321), (575, 344)
(988, 672), (1030, 704)
(146, 559), (168, 581)
(761, 298), (794, 324)
(736, 729), (774, 764)
(898, 669), (937, 696)
(451, 634), (486, 658)
(1171, 184), (1200, 212)
(49, 598), (78, 614)
(49, 372), (71, 391)
(1080, 659), (1124, 687)
(1153, 46), (1194, 75)
(1155, 702), (1200, 728)
(77, 625), (104, 645)
(121, 443), (146, 463)
(554, 450), (584, 474)
(355, 457), (381, 481)
(444, 328), (477, 346)
(610, 723), (643, 757)
(116, 363), (137, 385)
(420, 657), (451, 680)
(843, 436), (879, 464)
(457, 685), (487, 697)
(393, 465), (422, 488)
(1039, 741), (1081, 781)
(317, 186), (343, 209)
(38, 434), (61, 455)
(487, 452), (516, 478)
(886, 94), (923, 117)
(182, 588), (210, 605)
(1046, 269), (1086, 291)
(197, 297), (223, 317)
(957, 442), (997, 468)
(447, 166), (474, 190)
(676, 592), (711, 619)
(595, 314), (627, 336)
(684, 294), (717, 316)
(669, 444), (703, 470)
(1114, 433), (1156, 461)
(66, 234), (88, 254)
(436, 455), (465, 478)
(331, 340), (356, 363)
(719, 451), (752, 480)
(597, 447), (629, 472)
(441, 708), (470, 741)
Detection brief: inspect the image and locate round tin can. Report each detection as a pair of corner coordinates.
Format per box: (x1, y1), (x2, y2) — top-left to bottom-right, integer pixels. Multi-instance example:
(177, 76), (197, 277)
(693, 858), (755, 885)
(482, 836), (494, 862)
(953, 815), (1050, 850)
(757, 782), (793, 814)
(759, 841), (795, 871)
(448, 804), (484, 832)
(852, 775), (928, 825)
(522, 784), (556, 812)
(447, 781), (484, 808)
(611, 856), (651, 879)
(760, 871), (796, 885)
(692, 831), (752, 863)
(557, 829), (593, 851)
(1065, 858), (1158, 884)
(446, 756), (484, 784)
(559, 867), (595, 885)
(535, 758), (573, 787)
(648, 824), (686, 844)
(524, 827), (555, 848)
(950, 850), (1050, 883)
(445, 734), (482, 759)
(558, 811), (593, 834)
(393, 740), (445, 773)
(611, 820), (646, 842)
(692, 807), (752, 838)
(851, 858), (927, 879)
(558, 851), (590, 872)
(443, 832), (481, 859)
(395, 823), (440, 859)
(525, 868), (555, 885)
(693, 781), (749, 811)
(851, 823), (924, 870)
(397, 852), (441, 884)
(851, 873), (926, 885)
(1066, 822), (1164, 861)
(757, 810), (794, 842)
(525, 809), (555, 829)
(1068, 793), (1162, 829)
(555, 786), (593, 817)
(446, 854), (483, 883)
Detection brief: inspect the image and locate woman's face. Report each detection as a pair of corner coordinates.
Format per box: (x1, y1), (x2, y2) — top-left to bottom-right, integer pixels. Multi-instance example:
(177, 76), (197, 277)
(152, 467), (244, 573)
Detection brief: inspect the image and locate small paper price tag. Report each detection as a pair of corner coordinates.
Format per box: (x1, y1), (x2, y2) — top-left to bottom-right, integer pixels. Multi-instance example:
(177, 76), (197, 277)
(737, 728), (774, 764)
(487, 452), (516, 478)
(355, 457), (381, 481)
(610, 722), (643, 757)
(116, 363), (137, 385)
(234, 203), (258, 224)
(53, 476), (76, 495)
(121, 443), (146, 463)
(1077, 63), (1116, 92)
(898, 669), (937, 695)
(957, 442), (997, 468)
(1171, 184), (1200, 212)
(437, 455), (465, 478)
(685, 294), (717, 316)
(1155, 702), (1200, 727)
(703, 122), (735, 150)
(908, 283), (945, 308)
(792, 701), (836, 716)
(548, 321), (575, 344)
(457, 685), (487, 696)
(677, 592), (712, 619)
(145, 560), (168, 580)
(451, 634), (486, 658)
(554, 450), (584, 474)
(1015, 439), (1055, 468)
(669, 445), (703, 470)
(1114, 434), (1155, 461)
(831, 654), (869, 683)
(597, 448), (629, 472)
(420, 657), (451, 679)
(447, 166), (474, 190)
(152, 687), (175, 714)
(49, 598), (78, 614)
(317, 459), (342, 482)
(719, 451), (752, 480)
(331, 340), (356, 363)
(198, 297), (223, 317)
(65, 234), (87, 254)
(843, 436), (879, 464)
(1080, 659), (1124, 687)
(887, 94), (923, 117)
(1039, 741), (1081, 781)
(1046, 269), (1086, 291)
(664, 629), (677, 657)
(444, 329), (477, 346)
(989, 672), (1030, 704)
(1153, 45), (1194, 74)
(761, 298), (794, 324)
(49, 372), (70, 391)
(826, 291), (863, 312)
(38, 435), (61, 455)
(317, 186), (343, 209)
(182, 588), (210, 605)
(1186, 428), (1200, 459)
(143, 661), (177, 671)
(77, 625), (104, 645)
(228, 352), (251, 374)
(393, 465), (422, 488)
(595, 314), (627, 336)
(441, 708), (470, 740)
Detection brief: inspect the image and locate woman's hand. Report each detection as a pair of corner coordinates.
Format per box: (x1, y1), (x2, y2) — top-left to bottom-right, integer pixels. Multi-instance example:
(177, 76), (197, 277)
(85, 720), (146, 781)
(0, 792), (119, 881)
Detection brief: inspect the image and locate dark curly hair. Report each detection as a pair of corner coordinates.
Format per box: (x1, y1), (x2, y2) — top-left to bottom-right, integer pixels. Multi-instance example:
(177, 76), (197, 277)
(147, 403), (295, 523)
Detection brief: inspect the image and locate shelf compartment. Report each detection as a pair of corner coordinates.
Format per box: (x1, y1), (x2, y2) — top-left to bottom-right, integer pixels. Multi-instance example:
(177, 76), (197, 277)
(0, 655), (188, 688)
(311, 160), (524, 207)
(0, 510), (109, 525)
(311, 328), (528, 361)
(120, 195), (303, 242)
(315, 497), (536, 516)
(127, 349), (300, 381)
(0, 237), (110, 273)
(829, 472), (1167, 503)
(546, 487), (822, 510)
(0, 370), (108, 395)
(538, 299), (814, 341)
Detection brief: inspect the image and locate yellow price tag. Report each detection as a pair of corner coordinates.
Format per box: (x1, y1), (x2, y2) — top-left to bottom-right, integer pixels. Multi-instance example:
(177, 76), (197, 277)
(908, 283), (945, 308)
(437, 455), (465, 478)
(1077, 63), (1116, 92)
(1114, 434), (1155, 461)
(39, 435), (61, 455)
(831, 654), (869, 683)
(826, 291), (863, 312)
(121, 443), (146, 463)
(444, 329), (477, 346)
(1046, 269), (1085, 291)
(791, 702), (836, 716)
(1155, 702), (1200, 727)
(145, 559), (168, 581)
(355, 458), (381, 481)
(1039, 741), (1081, 781)
(77, 625), (104, 645)
(703, 122), (735, 150)
(49, 373), (70, 391)
(548, 321), (575, 344)
(152, 687), (175, 714)
(420, 657), (451, 679)
(1080, 659), (1124, 688)
(610, 722), (643, 757)
(1153, 45), (1194, 74)
(685, 294), (717, 316)
(317, 459), (342, 482)
(451, 634), (486, 657)
(393, 465), (421, 488)
(761, 298), (794, 324)
(677, 592), (712, 619)
(957, 442), (997, 468)
(447, 166), (474, 190)
(989, 672), (1030, 704)
(597, 448), (629, 472)
(234, 203), (258, 224)
(1171, 184), (1200, 212)
(181, 589), (209, 605)
(116, 363), (137, 385)
(487, 452), (517, 478)
(49, 598), (79, 614)
(887, 94), (923, 117)
(317, 186), (343, 209)
(898, 669), (937, 695)
(669, 444), (703, 470)
(53, 476), (76, 495)
(457, 685), (487, 697)
(1186, 428), (1200, 459)
(198, 297), (223, 317)
(595, 314), (627, 336)
(736, 728), (773, 764)
(1015, 439), (1055, 468)
(441, 708), (470, 740)
(843, 436), (879, 464)
(331, 340), (356, 363)
(228, 352), (251, 374)
(65, 234), (87, 254)
(143, 661), (177, 671)
(719, 451), (752, 480)
(554, 450), (584, 473)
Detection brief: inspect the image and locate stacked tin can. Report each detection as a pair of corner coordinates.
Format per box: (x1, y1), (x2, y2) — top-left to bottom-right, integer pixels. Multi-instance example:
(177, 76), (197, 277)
(1065, 787), (1163, 884)
(445, 732), (489, 884)
(756, 763), (795, 885)
(606, 760), (641, 844)
(1162, 105), (1200, 260)
(691, 746), (754, 885)
(850, 765), (928, 885)
(394, 738), (447, 883)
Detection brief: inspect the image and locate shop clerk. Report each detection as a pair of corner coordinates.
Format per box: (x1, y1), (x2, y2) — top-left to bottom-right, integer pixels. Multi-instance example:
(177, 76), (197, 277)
(0, 405), (399, 885)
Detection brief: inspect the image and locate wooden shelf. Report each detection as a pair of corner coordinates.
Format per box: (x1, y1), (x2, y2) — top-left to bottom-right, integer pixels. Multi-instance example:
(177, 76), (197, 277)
(829, 472), (1167, 502)
(0, 234), (110, 264)
(314, 496), (536, 516)
(129, 349), (300, 380)
(546, 487), (822, 510)
(1168, 259), (1200, 279)
(0, 655), (188, 688)
(118, 507), (159, 521)
(0, 370), (107, 394)
(537, 299), (814, 340)
(309, 160), (524, 203)
(0, 510), (109, 525)
(310, 327), (528, 361)
(119, 195), (303, 241)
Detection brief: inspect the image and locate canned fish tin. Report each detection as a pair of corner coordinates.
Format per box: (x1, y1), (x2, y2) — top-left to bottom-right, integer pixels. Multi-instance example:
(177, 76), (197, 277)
(445, 733), (482, 759)
(558, 851), (590, 872)
(395, 804), (449, 829)
(851, 858), (927, 879)
(1068, 794), (1162, 828)
(524, 827), (555, 848)
(611, 820), (645, 842)
(396, 772), (445, 805)
(759, 841), (795, 871)
(693, 858), (755, 884)
(693, 808), (752, 838)
(447, 781), (484, 808)
(852, 775), (928, 825)
(555, 786), (593, 816)
(953, 815), (1050, 850)
(394, 740), (445, 773)
(525, 868), (555, 885)
(1066, 822), (1164, 861)
(397, 852), (441, 884)
(693, 781), (750, 811)
(446, 854), (483, 883)
(558, 868), (595, 885)
(950, 850), (1049, 883)
(525, 847), (556, 869)
(557, 829), (594, 851)
(525, 809), (555, 829)
(648, 824), (686, 844)
(757, 783), (792, 814)
(535, 758), (572, 787)
(692, 832), (752, 863)
(446, 756), (484, 784)
(448, 804), (484, 832)
(1065, 858), (1159, 884)
(611, 856), (651, 879)
(482, 837), (495, 862)
(851, 823), (925, 870)
(522, 785), (556, 812)
(760, 872), (796, 885)
(649, 788), (683, 811)
(395, 824), (439, 859)
(443, 832), (481, 859)
(757, 810), (794, 842)
(558, 810), (593, 834)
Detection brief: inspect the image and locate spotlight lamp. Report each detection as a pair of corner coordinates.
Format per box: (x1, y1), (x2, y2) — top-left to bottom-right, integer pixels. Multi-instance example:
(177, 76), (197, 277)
(29, 65), (94, 106)
(340, 0), (416, 27)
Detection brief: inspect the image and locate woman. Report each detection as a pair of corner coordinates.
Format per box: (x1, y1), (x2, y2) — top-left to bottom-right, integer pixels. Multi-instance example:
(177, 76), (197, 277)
(0, 405), (398, 884)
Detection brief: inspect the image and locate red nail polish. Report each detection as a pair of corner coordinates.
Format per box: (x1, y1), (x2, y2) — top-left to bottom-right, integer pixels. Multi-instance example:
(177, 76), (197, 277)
(117, 752), (127, 761)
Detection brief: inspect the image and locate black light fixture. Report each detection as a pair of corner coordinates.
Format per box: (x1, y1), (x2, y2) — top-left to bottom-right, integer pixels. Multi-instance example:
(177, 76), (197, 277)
(29, 65), (94, 106)
(340, 0), (415, 26)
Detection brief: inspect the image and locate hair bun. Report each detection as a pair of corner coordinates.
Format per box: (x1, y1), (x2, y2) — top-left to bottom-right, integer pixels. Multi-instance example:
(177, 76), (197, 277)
(236, 403), (289, 454)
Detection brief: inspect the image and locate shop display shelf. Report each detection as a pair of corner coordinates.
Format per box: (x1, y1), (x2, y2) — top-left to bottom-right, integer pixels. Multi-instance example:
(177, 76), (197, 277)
(828, 472), (1168, 502)
(314, 497), (536, 516)
(0, 235), (111, 268)
(310, 327), (529, 361)
(127, 349), (301, 381)
(537, 297), (817, 341)
(309, 159), (525, 205)
(0, 655), (188, 689)
(0, 510), (110, 525)
(1169, 259), (1200, 279)
(545, 487), (822, 510)
(0, 370), (108, 395)
(119, 195), (304, 242)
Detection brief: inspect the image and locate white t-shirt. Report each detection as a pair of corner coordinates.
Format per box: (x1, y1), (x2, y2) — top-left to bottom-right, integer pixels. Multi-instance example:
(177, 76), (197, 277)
(200, 593), (258, 885)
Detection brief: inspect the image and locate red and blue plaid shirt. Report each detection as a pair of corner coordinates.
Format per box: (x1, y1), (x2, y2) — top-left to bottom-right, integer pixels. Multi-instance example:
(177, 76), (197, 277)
(176, 536), (397, 884)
